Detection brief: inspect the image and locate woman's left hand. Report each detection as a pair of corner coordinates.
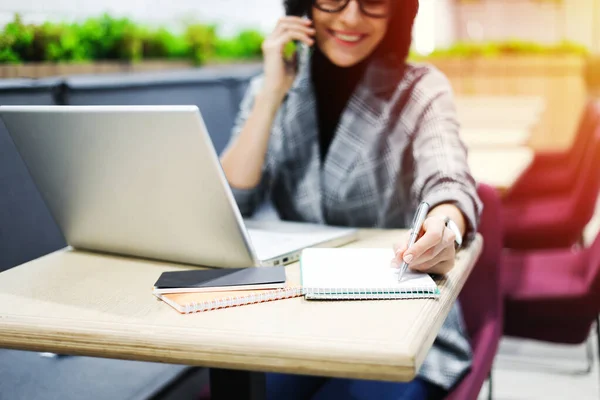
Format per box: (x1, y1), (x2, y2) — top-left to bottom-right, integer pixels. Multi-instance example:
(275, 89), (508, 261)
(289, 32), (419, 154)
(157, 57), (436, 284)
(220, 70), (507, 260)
(391, 215), (457, 275)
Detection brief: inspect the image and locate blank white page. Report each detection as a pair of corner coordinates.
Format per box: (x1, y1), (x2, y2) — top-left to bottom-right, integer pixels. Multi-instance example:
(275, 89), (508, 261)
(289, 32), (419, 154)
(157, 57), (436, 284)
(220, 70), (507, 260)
(300, 248), (438, 292)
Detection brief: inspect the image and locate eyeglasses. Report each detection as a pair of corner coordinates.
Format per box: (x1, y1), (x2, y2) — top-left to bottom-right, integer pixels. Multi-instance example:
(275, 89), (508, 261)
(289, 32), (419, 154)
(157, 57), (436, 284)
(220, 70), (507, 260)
(313, 0), (392, 19)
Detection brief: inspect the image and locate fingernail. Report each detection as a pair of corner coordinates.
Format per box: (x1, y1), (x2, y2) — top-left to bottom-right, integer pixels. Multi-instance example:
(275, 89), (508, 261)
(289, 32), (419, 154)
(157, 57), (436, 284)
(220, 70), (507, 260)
(390, 259), (399, 269)
(403, 254), (413, 264)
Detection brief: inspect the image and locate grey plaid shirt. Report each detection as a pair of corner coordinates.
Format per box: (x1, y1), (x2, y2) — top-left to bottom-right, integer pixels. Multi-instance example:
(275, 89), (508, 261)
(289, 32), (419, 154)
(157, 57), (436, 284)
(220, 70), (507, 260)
(226, 47), (482, 390)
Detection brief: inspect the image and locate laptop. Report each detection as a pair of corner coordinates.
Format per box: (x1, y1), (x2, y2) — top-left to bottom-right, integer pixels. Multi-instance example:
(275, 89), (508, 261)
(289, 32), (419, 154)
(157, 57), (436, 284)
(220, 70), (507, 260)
(0, 105), (358, 268)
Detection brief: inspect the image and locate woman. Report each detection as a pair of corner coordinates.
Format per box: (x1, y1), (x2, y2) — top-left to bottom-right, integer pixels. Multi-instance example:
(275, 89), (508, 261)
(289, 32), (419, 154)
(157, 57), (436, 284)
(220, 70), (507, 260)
(221, 0), (482, 398)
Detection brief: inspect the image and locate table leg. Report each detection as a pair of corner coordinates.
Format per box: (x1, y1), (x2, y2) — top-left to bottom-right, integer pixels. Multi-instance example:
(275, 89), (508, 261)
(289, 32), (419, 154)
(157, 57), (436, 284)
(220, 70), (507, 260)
(209, 368), (266, 400)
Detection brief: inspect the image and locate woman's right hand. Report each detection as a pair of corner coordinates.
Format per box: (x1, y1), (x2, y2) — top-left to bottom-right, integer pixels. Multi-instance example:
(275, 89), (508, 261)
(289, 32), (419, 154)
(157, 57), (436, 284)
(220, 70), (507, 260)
(261, 16), (315, 101)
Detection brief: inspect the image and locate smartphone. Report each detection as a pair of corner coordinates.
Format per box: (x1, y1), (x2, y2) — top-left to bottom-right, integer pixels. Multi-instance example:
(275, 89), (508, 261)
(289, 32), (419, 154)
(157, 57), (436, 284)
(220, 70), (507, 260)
(284, 0), (305, 17)
(283, 3), (309, 72)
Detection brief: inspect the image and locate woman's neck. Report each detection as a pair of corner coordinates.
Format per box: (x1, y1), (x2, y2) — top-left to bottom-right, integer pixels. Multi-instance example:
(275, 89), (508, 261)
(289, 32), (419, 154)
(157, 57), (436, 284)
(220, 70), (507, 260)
(310, 45), (369, 86)
(310, 45), (371, 161)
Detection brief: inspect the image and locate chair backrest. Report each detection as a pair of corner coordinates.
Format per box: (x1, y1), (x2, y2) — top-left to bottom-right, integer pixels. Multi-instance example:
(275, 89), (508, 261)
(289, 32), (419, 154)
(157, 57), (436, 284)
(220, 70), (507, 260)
(459, 183), (504, 339)
(566, 100), (600, 168)
(567, 123), (600, 228)
(585, 229), (600, 295)
(61, 65), (261, 155)
(0, 79), (66, 272)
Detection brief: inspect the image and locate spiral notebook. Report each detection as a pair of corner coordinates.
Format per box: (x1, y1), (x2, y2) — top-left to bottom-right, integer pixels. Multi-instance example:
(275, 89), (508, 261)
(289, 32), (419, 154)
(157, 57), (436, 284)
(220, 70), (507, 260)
(300, 248), (440, 300)
(155, 287), (303, 314)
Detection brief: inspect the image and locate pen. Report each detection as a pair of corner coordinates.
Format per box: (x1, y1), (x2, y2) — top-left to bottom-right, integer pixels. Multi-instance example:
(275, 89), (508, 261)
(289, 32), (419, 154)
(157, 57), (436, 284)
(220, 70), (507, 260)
(398, 201), (430, 282)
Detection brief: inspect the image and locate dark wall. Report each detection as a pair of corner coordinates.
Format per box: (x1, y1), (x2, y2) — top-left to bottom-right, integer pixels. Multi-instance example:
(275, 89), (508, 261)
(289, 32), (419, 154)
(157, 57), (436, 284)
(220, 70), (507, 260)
(0, 79), (66, 272)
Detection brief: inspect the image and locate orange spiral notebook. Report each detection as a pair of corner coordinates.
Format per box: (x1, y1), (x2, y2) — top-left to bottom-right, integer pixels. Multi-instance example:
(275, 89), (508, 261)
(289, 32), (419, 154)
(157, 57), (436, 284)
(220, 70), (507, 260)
(155, 287), (304, 314)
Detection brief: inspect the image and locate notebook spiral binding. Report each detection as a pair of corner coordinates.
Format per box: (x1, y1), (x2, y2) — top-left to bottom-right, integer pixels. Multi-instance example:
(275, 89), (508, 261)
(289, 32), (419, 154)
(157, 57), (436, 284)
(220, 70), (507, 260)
(302, 286), (439, 300)
(183, 287), (304, 314)
(181, 286), (439, 313)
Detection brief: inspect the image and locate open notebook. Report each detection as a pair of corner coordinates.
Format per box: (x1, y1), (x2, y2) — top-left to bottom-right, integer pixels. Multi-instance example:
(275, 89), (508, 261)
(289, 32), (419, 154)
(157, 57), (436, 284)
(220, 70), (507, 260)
(300, 248), (440, 300)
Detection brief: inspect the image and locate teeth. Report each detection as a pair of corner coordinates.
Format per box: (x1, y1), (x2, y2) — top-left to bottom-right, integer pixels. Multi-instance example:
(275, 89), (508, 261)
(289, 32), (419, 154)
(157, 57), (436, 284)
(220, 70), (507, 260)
(334, 33), (361, 42)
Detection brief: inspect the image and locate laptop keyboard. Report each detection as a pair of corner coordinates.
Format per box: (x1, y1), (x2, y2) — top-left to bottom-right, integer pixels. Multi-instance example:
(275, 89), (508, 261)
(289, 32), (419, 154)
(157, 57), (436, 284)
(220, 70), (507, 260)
(246, 229), (314, 261)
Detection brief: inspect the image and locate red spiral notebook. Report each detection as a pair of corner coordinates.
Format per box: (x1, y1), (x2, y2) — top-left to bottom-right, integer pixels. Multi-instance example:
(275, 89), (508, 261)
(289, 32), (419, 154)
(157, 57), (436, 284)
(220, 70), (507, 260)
(155, 287), (303, 314)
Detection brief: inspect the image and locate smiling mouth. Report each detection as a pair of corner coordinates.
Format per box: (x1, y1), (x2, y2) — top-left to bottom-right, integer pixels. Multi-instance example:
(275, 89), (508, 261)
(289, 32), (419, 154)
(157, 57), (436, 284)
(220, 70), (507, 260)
(329, 30), (367, 45)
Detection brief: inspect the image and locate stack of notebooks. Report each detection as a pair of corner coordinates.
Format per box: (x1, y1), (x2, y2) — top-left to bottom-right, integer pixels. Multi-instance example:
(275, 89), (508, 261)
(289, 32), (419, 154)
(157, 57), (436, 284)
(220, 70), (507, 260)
(154, 265), (300, 314)
(154, 248), (441, 314)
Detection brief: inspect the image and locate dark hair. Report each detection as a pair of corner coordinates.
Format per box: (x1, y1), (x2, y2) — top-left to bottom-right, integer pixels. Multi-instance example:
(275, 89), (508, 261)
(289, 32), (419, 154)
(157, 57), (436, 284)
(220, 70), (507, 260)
(283, 0), (419, 64)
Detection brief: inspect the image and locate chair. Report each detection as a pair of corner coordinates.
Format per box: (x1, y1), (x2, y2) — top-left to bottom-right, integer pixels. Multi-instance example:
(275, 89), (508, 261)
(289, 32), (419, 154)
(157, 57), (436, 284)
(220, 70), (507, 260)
(502, 125), (600, 250)
(446, 184), (504, 400)
(503, 101), (600, 203)
(60, 64), (261, 155)
(502, 229), (600, 377)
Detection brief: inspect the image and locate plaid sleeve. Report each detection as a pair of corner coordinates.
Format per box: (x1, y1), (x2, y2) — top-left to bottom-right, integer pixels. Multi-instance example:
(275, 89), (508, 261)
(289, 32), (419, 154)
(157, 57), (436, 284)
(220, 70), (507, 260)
(222, 75), (273, 217)
(410, 66), (482, 243)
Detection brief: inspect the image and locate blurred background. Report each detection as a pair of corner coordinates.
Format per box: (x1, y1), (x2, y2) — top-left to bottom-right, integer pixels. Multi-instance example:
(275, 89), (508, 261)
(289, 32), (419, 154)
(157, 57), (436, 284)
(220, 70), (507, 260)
(1, 1), (600, 399)
(1, 0), (599, 149)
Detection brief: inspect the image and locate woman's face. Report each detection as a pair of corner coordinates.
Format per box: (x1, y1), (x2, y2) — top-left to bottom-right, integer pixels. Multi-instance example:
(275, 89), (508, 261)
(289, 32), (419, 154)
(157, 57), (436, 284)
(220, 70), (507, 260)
(312, 0), (390, 67)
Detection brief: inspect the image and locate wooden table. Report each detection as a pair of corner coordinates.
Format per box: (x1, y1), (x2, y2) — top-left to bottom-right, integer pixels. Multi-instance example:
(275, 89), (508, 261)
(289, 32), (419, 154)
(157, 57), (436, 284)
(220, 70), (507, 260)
(0, 230), (482, 399)
(468, 148), (534, 193)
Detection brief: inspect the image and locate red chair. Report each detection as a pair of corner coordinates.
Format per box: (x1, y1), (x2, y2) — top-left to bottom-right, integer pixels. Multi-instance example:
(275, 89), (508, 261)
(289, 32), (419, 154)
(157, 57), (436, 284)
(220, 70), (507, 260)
(503, 101), (600, 203)
(502, 230), (600, 374)
(503, 126), (600, 250)
(446, 184), (504, 400)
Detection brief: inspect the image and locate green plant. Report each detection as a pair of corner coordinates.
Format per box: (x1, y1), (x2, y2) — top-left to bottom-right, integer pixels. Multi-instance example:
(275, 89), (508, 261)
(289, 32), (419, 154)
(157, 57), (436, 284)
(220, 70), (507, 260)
(76, 15), (113, 60)
(0, 13), (262, 65)
(141, 28), (188, 59)
(74, 14), (143, 61)
(215, 29), (264, 60)
(550, 40), (589, 56)
(1, 14), (34, 62)
(410, 39), (590, 61)
(32, 22), (88, 62)
(0, 35), (20, 63)
(184, 23), (217, 65)
(426, 41), (501, 59)
(2, 12), (593, 67)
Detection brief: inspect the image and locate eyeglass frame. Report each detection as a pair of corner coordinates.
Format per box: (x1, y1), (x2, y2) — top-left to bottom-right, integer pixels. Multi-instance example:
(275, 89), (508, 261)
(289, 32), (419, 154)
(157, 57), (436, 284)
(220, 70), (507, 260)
(312, 0), (392, 19)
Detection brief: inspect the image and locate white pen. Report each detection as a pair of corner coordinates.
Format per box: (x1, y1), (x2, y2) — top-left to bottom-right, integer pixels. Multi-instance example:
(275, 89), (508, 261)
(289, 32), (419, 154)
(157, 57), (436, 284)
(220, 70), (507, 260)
(398, 201), (430, 282)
